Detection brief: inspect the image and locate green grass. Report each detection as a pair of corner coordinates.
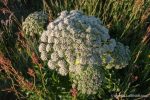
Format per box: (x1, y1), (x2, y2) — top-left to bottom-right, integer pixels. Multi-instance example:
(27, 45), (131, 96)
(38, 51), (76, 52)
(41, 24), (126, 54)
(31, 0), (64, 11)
(0, 0), (150, 99)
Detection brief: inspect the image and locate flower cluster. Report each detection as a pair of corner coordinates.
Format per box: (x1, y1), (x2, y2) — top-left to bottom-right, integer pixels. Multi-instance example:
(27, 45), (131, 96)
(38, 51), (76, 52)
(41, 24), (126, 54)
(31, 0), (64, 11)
(101, 42), (131, 69)
(38, 10), (131, 94)
(22, 11), (48, 36)
(71, 66), (103, 94)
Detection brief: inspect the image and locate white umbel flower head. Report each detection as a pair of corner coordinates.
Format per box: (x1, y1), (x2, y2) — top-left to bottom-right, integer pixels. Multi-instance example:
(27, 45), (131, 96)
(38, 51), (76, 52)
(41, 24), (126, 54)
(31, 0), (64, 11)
(38, 10), (131, 95)
(51, 52), (59, 62)
(40, 51), (47, 61)
(39, 43), (46, 52)
(58, 66), (68, 76)
(22, 11), (48, 36)
(46, 44), (52, 52)
(58, 60), (67, 68)
(48, 60), (55, 70)
(40, 31), (48, 42)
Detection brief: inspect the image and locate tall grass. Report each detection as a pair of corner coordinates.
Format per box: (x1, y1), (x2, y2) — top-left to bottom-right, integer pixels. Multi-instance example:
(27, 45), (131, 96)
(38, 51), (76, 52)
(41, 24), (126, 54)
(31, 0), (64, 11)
(0, 0), (150, 99)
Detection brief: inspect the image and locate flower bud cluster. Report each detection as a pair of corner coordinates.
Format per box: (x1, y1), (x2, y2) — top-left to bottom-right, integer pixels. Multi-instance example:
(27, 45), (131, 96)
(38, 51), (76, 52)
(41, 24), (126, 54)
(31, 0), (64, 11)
(71, 66), (103, 94)
(23, 11), (48, 36)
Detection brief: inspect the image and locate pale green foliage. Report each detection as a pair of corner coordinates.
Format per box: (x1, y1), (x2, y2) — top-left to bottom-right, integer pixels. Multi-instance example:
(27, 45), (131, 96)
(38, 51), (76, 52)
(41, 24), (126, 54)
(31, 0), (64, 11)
(22, 11), (48, 36)
(38, 10), (131, 95)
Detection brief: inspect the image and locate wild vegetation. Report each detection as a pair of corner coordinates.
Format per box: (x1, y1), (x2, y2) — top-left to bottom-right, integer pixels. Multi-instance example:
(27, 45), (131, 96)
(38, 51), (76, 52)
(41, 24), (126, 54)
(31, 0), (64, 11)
(0, 0), (150, 100)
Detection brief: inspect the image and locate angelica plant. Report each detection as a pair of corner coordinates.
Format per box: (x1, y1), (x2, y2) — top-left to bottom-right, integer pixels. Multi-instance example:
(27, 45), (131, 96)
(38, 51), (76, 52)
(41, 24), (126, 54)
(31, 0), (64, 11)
(38, 10), (131, 95)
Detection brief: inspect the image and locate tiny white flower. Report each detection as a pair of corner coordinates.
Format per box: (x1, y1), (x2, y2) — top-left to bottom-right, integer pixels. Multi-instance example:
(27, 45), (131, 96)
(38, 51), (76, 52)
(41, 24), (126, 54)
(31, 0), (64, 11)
(40, 51), (47, 61)
(57, 60), (66, 68)
(48, 60), (55, 70)
(54, 38), (60, 44)
(48, 35), (54, 43)
(51, 52), (59, 62)
(39, 43), (46, 52)
(57, 50), (64, 58)
(46, 44), (52, 52)
(58, 67), (68, 76)
(64, 18), (69, 24)
(47, 22), (55, 30)
(69, 65), (76, 73)
(60, 10), (68, 18)
(40, 31), (48, 42)
(58, 22), (65, 30)
(75, 65), (83, 74)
